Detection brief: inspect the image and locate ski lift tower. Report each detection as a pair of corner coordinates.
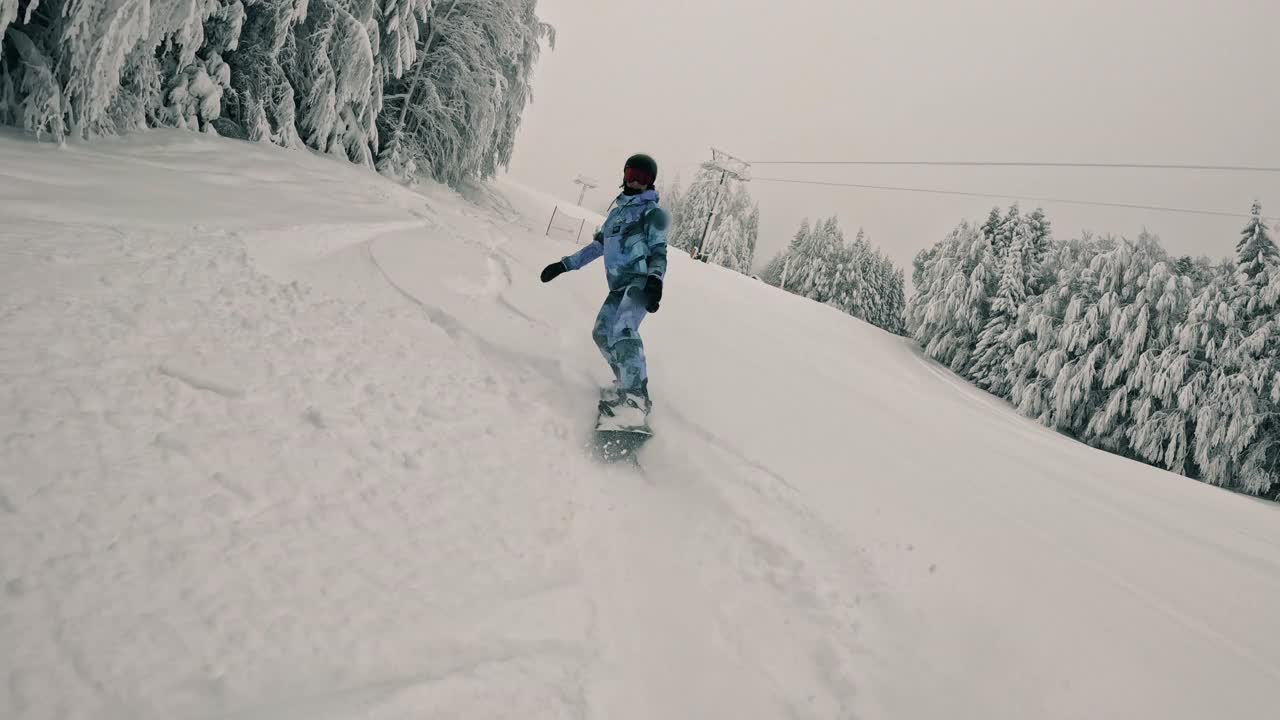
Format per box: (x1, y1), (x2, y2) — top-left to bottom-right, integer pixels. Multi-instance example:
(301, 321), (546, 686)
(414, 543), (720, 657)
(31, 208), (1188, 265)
(693, 148), (751, 261)
(573, 174), (598, 207)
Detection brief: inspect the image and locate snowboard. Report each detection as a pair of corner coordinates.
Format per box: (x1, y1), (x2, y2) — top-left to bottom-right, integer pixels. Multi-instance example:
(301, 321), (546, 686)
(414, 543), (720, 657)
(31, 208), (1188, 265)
(591, 390), (652, 464)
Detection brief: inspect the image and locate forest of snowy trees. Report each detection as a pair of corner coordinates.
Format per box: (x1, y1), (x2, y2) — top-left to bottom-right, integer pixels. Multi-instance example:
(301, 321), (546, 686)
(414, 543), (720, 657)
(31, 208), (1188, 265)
(908, 202), (1280, 497)
(662, 168), (760, 275)
(661, 167), (906, 335)
(0, 0), (552, 185)
(758, 217), (907, 335)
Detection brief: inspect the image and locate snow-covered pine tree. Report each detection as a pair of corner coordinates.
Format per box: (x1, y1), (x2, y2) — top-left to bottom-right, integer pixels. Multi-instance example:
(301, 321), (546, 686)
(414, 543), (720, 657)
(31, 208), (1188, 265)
(1233, 208), (1280, 490)
(968, 214), (1032, 395)
(789, 222), (820, 294)
(763, 216), (902, 332)
(855, 244), (883, 325)
(827, 224), (902, 331)
(379, 0), (551, 185)
(667, 167), (758, 274)
(481, 0), (552, 180)
(796, 216), (844, 304)
(703, 183), (746, 271)
(1246, 262), (1280, 491)
(869, 255), (893, 329)
(0, 0), (242, 138)
(289, 0), (378, 165)
(379, 2), (477, 180)
(832, 229), (870, 319)
(2, 26), (64, 141)
(136, 1), (246, 136)
(884, 265), (907, 335)
(227, 0), (307, 147)
(56, 0), (152, 137)
(1102, 245), (1195, 471)
(906, 221), (999, 371)
(377, 0), (430, 82)
(659, 173), (684, 225)
(911, 243), (939, 289)
(1188, 306), (1276, 493)
(1185, 205), (1280, 493)
(981, 206), (1003, 244)
(665, 167), (720, 253)
(1173, 254), (1217, 286)
(0, 48), (16, 127)
(1025, 207), (1052, 293)
(1045, 233), (1170, 451)
(0, 4), (266, 151)
(990, 203), (1021, 259)
(739, 203), (759, 273)
(1030, 238), (1111, 432)
(818, 216), (846, 302)
(1006, 234), (1106, 424)
(789, 219), (811, 254)
(1236, 200), (1279, 282)
(1049, 241), (1125, 439)
(965, 207), (1052, 397)
(1147, 262), (1230, 481)
(758, 250), (787, 287)
(706, 210), (745, 272)
(778, 219), (811, 290)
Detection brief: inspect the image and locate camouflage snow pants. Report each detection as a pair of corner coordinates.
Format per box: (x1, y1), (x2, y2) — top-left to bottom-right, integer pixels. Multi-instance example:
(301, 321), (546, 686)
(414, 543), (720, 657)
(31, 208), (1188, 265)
(592, 284), (650, 394)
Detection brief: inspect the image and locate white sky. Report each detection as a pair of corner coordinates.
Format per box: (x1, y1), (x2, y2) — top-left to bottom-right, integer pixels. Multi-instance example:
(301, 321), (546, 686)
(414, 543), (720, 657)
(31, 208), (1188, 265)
(505, 0), (1280, 280)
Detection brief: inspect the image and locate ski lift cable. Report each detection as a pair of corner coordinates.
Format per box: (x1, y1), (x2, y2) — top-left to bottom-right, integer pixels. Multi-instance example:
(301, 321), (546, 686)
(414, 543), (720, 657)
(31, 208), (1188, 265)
(746, 160), (1280, 173)
(751, 176), (1280, 222)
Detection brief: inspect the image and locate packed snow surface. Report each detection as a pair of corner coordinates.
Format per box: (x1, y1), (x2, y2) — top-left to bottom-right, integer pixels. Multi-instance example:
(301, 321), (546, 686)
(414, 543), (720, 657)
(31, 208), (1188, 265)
(3, 130), (1279, 720)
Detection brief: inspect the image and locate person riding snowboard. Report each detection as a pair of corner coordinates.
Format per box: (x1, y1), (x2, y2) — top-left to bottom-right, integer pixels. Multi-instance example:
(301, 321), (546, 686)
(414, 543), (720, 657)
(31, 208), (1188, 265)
(540, 153), (669, 429)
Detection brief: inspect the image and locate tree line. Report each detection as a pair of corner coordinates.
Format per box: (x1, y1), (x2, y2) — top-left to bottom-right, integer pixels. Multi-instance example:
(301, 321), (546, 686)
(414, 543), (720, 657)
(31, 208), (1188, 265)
(1, 0), (552, 186)
(662, 166), (908, 335)
(909, 201), (1279, 496)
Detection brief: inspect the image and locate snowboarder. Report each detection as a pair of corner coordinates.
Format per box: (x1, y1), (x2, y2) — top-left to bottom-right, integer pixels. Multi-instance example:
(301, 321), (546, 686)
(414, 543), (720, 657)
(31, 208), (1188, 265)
(540, 153), (669, 431)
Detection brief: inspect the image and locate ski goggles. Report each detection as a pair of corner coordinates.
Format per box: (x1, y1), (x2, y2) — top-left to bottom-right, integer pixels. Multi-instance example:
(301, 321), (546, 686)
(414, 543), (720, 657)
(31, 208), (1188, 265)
(623, 166), (653, 187)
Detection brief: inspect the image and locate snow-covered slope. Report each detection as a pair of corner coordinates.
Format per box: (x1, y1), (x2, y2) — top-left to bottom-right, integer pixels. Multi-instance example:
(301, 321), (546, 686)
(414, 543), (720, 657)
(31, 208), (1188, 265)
(3, 130), (1279, 720)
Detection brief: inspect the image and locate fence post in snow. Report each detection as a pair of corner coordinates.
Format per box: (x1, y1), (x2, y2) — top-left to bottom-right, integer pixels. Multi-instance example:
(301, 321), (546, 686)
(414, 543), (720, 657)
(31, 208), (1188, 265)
(545, 206), (557, 236)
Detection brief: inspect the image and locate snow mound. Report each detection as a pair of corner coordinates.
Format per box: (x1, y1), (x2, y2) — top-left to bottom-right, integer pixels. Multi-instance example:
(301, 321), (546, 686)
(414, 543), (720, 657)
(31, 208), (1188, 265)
(2, 129), (1279, 720)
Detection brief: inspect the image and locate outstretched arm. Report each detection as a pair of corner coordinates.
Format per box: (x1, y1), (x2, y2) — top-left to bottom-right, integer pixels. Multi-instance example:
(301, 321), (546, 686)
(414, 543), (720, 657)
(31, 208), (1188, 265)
(563, 232), (604, 271)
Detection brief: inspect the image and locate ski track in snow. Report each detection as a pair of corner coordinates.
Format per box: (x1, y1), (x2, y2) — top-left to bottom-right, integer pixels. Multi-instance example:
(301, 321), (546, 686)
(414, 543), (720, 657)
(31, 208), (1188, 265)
(352, 205), (872, 720)
(4, 130), (1280, 720)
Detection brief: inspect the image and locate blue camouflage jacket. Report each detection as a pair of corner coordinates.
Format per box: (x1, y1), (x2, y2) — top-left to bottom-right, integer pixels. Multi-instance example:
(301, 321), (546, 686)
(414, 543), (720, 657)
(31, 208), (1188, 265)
(562, 189), (669, 291)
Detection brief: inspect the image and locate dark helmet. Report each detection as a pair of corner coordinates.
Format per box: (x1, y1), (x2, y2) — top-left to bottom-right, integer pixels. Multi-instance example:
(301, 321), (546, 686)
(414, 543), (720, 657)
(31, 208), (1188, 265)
(623, 153), (658, 188)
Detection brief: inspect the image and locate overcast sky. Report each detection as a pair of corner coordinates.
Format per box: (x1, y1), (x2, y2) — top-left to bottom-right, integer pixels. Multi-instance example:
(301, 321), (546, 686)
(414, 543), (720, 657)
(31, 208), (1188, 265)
(505, 0), (1280, 282)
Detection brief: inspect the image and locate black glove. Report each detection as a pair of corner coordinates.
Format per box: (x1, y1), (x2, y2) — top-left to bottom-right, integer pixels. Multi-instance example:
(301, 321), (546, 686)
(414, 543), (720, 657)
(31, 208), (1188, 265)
(540, 261), (567, 283)
(643, 275), (663, 312)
